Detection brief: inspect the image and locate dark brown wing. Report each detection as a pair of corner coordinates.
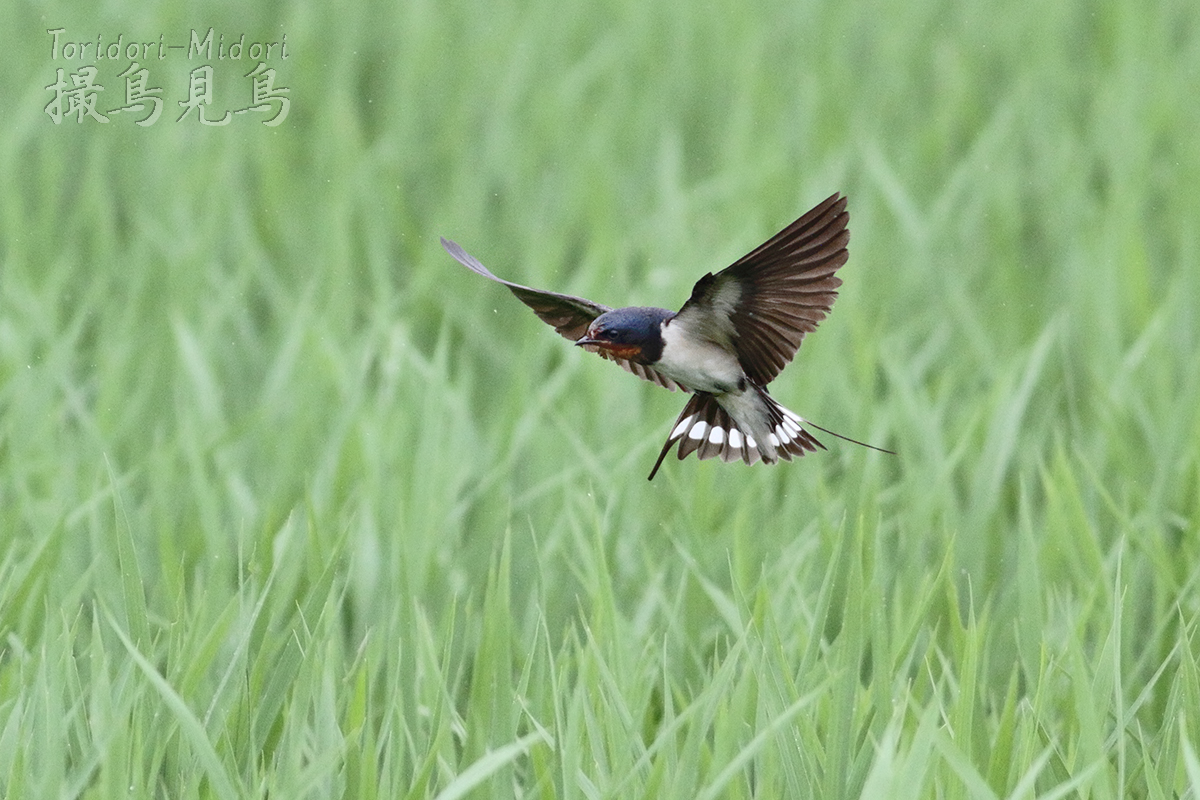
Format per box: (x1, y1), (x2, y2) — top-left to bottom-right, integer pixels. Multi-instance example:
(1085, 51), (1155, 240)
(441, 237), (606, 340)
(442, 237), (683, 391)
(671, 194), (849, 386)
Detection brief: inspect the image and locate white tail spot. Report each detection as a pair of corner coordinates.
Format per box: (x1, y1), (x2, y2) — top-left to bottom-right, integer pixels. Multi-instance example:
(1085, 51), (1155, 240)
(671, 415), (695, 439)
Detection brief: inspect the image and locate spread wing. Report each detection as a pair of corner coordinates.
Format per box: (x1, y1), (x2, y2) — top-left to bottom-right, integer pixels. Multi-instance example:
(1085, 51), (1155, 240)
(441, 237), (683, 391)
(670, 193), (849, 386)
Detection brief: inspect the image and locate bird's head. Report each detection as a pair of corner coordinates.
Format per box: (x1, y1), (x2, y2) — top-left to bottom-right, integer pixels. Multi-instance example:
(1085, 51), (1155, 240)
(575, 307), (673, 363)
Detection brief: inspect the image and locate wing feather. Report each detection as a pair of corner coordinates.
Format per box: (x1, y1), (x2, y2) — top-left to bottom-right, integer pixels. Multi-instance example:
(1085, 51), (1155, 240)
(670, 194), (851, 386)
(442, 237), (683, 391)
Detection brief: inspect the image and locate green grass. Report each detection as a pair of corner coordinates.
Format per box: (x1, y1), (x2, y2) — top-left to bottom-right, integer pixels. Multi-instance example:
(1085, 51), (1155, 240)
(3, 0), (1200, 796)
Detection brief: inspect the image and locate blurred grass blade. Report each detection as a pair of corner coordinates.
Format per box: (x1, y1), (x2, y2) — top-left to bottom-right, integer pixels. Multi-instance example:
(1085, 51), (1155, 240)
(696, 682), (827, 800)
(433, 731), (547, 800)
(104, 608), (241, 800)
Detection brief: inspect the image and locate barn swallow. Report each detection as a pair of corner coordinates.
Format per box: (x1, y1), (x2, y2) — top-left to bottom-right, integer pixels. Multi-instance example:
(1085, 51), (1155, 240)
(442, 193), (891, 480)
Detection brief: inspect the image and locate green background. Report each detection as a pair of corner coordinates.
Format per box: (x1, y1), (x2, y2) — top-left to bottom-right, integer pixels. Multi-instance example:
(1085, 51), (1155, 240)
(3, 0), (1199, 796)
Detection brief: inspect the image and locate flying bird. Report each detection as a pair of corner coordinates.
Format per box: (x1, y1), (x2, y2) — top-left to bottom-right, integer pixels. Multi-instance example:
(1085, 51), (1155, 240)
(442, 193), (890, 480)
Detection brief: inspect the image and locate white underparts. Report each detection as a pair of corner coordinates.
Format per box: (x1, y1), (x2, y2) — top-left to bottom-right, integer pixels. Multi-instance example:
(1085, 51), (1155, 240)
(655, 319), (743, 394)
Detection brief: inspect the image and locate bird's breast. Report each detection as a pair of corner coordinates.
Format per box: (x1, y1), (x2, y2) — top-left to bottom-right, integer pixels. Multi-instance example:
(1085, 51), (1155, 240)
(654, 319), (744, 394)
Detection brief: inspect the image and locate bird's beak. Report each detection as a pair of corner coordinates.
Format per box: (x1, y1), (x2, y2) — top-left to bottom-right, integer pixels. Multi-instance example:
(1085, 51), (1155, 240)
(574, 335), (600, 347)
